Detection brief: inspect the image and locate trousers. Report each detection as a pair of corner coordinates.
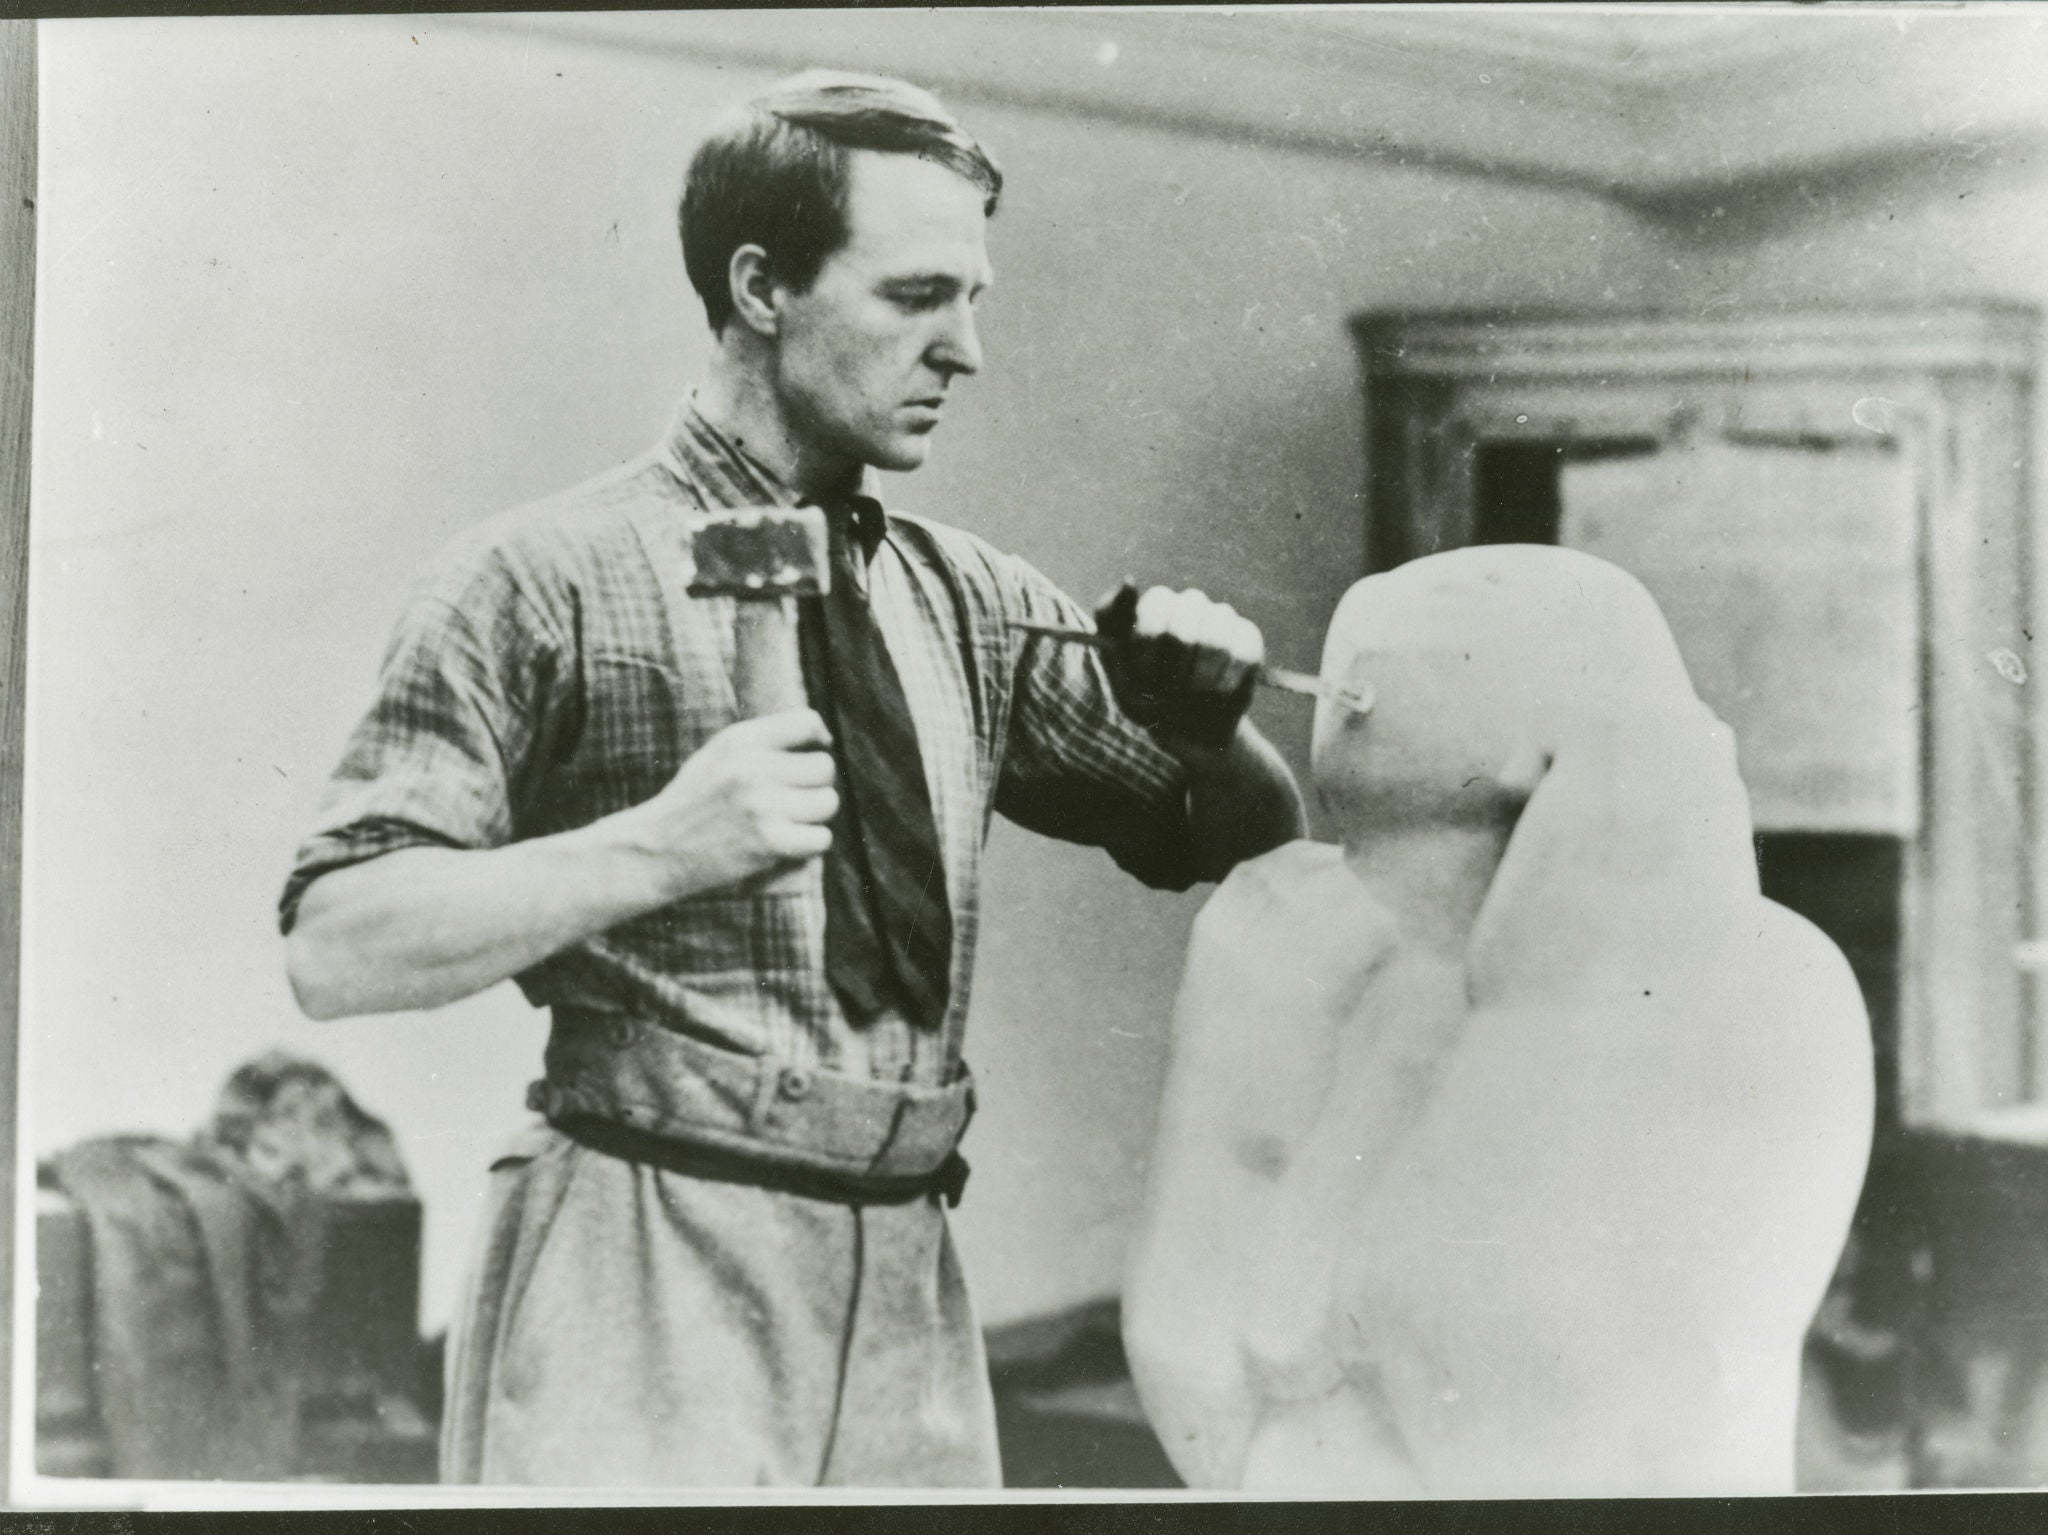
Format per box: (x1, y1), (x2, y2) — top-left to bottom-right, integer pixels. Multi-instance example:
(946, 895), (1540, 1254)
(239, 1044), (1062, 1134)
(439, 1122), (1002, 1488)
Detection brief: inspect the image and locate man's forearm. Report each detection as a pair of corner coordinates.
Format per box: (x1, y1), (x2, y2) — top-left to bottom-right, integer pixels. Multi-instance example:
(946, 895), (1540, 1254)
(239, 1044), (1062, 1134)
(1184, 722), (1307, 880)
(287, 708), (839, 1021)
(286, 821), (675, 1020)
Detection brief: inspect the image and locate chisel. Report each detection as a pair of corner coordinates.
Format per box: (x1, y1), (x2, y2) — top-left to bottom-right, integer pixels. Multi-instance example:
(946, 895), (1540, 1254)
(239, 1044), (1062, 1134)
(1008, 621), (1375, 715)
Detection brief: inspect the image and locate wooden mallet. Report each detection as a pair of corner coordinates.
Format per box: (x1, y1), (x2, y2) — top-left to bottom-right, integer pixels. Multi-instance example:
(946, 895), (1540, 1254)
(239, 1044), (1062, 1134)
(687, 505), (832, 717)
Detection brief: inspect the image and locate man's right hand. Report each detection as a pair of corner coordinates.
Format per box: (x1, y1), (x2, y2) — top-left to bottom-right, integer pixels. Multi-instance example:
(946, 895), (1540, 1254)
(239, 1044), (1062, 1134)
(287, 708), (840, 1020)
(620, 708), (840, 902)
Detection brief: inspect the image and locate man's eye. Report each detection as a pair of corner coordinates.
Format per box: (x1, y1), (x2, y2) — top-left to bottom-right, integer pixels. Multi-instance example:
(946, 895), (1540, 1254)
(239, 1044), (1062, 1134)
(887, 287), (947, 311)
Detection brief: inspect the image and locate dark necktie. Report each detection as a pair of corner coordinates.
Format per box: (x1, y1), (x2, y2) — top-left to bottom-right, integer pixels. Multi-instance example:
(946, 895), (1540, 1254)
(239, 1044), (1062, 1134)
(797, 495), (954, 1032)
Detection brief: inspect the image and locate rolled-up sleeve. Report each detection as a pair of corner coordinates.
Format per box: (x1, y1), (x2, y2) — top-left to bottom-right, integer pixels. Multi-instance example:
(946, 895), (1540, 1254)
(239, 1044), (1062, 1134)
(279, 546), (568, 933)
(992, 557), (1203, 892)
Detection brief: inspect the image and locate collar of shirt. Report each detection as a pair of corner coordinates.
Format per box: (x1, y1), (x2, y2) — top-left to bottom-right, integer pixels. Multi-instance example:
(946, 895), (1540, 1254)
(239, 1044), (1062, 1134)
(668, 396), (891, 571)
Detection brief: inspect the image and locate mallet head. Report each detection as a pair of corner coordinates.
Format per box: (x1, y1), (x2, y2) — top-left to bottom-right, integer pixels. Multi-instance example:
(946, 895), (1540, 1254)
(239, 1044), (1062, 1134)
(687, 505), (832, 600)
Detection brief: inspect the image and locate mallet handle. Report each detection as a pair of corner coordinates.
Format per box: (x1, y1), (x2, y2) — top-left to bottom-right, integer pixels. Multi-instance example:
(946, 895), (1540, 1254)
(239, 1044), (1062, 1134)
(729, 597), (812, 896)
(732, 596), (806, 718)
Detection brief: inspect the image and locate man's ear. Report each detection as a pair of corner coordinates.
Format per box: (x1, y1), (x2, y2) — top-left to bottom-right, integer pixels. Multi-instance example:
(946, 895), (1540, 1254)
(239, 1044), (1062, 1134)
(727, 244), (781, 338)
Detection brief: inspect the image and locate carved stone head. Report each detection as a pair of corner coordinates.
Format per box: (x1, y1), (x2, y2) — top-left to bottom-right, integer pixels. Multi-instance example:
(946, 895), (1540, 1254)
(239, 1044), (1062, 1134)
(1309, 544), (1759, 1001)
(1312, 544), (1696, 836)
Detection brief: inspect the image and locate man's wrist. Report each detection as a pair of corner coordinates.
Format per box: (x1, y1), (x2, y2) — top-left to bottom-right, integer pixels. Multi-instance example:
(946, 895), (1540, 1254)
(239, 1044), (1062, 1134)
(571, 806), (707, 914)
(1178, 718), (1308, 875)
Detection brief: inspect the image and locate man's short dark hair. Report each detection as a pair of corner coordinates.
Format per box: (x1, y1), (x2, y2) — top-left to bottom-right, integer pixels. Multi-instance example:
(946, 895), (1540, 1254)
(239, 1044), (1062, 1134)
(680, 70), (1004, 335)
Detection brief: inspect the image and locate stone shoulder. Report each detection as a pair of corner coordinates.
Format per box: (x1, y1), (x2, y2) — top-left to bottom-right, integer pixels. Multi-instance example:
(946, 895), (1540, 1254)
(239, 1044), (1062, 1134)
(1194, 840), (1402, 964)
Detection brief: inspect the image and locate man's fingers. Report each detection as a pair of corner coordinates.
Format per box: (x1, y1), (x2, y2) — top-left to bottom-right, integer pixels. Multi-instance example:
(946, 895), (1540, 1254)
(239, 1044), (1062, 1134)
(1132, 588), (1263, 687)
(1221, 607), (1264, 666)
(1186, 646), (1241, 695)
(774, 785), (841, 825)
(1092, 579), (1141, 640)
(1088, 582), (1267, 752)
(771, 749), (838, 789)
(769, 821), (834, 859)
(1133, 588), (1259, 652)
(1131, 584), (1183, 640)
(1186, 609), (1264, 692)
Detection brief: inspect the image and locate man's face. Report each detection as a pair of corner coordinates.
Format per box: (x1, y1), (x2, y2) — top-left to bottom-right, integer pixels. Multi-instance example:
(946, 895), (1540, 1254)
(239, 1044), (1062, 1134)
(771, 149), (993, 477)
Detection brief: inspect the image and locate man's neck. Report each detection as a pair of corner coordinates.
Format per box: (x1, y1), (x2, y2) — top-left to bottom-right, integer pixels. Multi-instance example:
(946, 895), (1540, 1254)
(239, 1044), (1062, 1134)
(697, 346), (862, 503)
(1339, 820), (1514, 959)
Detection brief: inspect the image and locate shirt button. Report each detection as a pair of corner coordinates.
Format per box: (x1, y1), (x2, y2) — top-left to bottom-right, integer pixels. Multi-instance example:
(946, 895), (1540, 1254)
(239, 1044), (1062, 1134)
(779, 1067), (813, 1102)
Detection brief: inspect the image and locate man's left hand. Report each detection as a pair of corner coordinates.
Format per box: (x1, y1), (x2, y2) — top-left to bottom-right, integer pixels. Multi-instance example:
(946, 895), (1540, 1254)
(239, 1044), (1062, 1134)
(1094, 581), (1263, 766)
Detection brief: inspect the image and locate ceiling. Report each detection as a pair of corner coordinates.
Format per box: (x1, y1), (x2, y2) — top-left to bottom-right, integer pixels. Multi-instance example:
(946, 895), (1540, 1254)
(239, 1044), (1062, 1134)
(479, 6), (2048, 210)
(1270, 7), (1800, 72)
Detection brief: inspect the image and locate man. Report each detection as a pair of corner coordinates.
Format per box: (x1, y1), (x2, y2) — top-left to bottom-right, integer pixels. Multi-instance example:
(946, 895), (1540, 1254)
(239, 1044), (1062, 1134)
(281, 70), (1304, 1488)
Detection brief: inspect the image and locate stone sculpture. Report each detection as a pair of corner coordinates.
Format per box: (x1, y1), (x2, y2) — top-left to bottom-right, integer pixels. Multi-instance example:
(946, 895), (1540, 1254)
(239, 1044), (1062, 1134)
(1123, 544), (1875, 1497)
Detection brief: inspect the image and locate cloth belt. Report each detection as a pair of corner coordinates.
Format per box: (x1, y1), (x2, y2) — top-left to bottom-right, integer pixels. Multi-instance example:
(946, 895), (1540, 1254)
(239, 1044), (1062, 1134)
(549, 1114), (971, 1208)
(528, 1006), (977, 1202)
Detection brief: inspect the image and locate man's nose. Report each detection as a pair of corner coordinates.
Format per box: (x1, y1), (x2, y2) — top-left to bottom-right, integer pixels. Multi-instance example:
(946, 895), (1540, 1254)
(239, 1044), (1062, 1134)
(929, 301), (982, 377)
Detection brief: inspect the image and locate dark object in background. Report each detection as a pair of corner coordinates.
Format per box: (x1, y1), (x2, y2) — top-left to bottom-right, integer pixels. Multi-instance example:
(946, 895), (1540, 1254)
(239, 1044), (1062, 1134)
(985, 1298), (1181, 1490)
(33, 1186), (103, 1479)
(1800, 1131), (2048, 1492)
(40, 1136), (313, 1481)
(36, 1052), (435, 1483)
(199, 1050), (413, 1198)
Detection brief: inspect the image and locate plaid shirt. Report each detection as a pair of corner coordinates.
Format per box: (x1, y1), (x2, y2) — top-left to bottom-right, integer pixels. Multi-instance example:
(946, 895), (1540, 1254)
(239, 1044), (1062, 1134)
(282, 401), (1199, 1086)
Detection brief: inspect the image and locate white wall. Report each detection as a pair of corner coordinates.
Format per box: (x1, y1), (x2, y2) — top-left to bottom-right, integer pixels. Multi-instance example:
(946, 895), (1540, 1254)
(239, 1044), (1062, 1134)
(1638, 126), (2048, 487)
(28, 13), (1668, 1334)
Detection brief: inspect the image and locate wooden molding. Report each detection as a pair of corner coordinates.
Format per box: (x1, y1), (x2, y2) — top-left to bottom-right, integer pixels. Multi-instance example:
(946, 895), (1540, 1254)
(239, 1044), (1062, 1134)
(1355, 305), (2043, 383)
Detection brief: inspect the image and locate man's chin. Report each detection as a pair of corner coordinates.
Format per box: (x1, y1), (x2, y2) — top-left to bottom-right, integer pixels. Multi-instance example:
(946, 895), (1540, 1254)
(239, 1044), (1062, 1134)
(867, 437), (935, 474)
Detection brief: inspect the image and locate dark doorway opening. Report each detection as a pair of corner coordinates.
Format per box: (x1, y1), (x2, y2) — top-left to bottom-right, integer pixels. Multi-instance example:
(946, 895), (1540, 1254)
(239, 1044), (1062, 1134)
(1470, 437), (1659, 547)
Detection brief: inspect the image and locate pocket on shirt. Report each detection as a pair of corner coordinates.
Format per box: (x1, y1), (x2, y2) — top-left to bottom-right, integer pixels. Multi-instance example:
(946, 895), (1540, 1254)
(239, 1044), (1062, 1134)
(580, 651), (728, 803)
